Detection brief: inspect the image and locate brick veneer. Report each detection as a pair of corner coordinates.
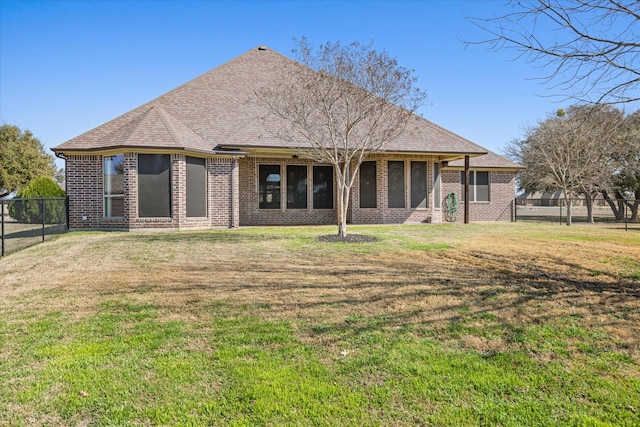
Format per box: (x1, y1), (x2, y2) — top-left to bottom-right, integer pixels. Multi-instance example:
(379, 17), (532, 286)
(350, 154), (438, 225)
(65, 153), (514, 230)
(65, 153), (239, 230)
(238, 157), (337, 226)
(441, 170), (516, 222)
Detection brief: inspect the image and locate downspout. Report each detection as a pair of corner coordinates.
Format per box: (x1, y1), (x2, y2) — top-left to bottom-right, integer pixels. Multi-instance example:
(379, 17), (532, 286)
(464, 155), (470, 224)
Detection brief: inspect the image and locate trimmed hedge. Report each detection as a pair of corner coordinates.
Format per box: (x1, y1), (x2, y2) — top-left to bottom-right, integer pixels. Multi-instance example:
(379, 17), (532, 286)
(7, 177), (66, 224)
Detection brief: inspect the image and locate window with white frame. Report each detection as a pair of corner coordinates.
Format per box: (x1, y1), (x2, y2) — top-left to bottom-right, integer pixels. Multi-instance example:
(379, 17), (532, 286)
(461, 171), (490, 202)
(103, 155), (124, 217)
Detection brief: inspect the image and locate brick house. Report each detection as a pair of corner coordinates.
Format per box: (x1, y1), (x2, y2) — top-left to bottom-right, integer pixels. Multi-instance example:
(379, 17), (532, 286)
(52, 46), (521, 230)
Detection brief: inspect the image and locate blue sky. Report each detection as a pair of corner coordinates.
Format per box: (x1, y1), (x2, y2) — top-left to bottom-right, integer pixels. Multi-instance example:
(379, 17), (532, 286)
(2, 0), (561, 169)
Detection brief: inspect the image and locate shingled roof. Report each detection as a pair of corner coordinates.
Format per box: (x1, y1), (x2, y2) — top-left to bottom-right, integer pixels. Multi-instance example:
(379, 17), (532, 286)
(447, 149), (523, 170)
(53, 46), (492, 157)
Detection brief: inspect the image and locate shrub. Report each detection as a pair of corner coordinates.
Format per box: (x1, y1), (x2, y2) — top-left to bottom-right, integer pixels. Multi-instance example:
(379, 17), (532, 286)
(7, 177), (66, 224)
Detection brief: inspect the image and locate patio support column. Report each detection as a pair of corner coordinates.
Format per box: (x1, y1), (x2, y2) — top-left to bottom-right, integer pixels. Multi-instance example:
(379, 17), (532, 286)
(230, 157), (239, 228)
(464, 155), (470, 224)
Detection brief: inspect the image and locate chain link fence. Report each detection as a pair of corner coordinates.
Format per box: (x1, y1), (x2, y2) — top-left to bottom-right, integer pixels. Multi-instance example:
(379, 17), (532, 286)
(1, 197), (68, 257)
(515, 197), (638, 230)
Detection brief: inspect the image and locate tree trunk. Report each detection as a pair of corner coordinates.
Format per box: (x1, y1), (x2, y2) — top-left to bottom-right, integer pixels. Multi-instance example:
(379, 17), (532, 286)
(624, 189), (640, 221)
(585, 195), (594, 224)
(336, 163), (351, 238)
(602, 190), (625, 220)
(565, 194), (572, 226)
(336, 179), (347, 238)
(627, 199), (639, 221)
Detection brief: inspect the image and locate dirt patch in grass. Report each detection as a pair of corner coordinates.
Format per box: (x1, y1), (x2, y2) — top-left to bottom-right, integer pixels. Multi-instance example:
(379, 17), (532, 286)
(317, 234), (380, 243)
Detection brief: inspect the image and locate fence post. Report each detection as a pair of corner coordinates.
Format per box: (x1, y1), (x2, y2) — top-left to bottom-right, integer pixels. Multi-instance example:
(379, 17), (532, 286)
(1, 200), (5, 257)
(65, 196), (70, 231)
(625, 199), (628, 232)
(559, 201), (563, 225)
(41, 198), (45, 242)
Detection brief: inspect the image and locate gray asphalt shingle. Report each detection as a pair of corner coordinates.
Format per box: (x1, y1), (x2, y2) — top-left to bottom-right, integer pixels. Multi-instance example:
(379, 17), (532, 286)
(54, 46), (514, 167)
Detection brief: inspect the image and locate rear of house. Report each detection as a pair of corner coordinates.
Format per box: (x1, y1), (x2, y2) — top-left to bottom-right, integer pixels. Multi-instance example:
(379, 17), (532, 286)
(53, 46), (521, 231)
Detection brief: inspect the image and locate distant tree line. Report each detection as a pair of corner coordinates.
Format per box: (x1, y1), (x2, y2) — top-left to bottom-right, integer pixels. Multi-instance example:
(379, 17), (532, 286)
(508, 105), (640, 225)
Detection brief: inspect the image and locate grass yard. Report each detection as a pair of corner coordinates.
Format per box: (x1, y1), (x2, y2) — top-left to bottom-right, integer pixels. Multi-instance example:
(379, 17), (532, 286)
(0, 223), (639, 426)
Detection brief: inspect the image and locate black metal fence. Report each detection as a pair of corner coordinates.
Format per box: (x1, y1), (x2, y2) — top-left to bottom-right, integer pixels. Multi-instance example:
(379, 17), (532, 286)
(1, 197), (68, 257)
(515, 197), (638, 230)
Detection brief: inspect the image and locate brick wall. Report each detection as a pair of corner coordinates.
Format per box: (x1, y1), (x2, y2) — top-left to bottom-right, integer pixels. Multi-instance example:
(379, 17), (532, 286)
(238, 157), (337, 225)
(65, 152), (515, 230)
(350, 154), (438, 224)
(211, 158), (238, 228)
(65, 153), (238, 230)
(239, 154), (448, 226)
(66, 155), (103, 229)
(441, 170), (515, 222)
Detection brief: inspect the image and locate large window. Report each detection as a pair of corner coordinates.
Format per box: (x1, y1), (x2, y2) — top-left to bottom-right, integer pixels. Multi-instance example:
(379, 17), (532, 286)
(186, 156), (207, 217)
(359, 161), (377, 208)
(410, 161), (427, 209)
(388, 161), (405, 208)
(287, 165), (307, 209)
(313, 165), (334, 209)
(104, 155), (124, 218)
(138, 154), (171, 217)
(461, 171), (490, 202)
(259, 165), (281, 209)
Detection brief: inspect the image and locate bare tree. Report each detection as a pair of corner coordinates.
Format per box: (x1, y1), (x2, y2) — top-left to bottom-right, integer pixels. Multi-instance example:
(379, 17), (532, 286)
(508, 106), (624, 225)
(468, 0), (640, 106)
(257, 39), (427, 237)
(569, 105), (625, 222)
(605, 109), (640, 220)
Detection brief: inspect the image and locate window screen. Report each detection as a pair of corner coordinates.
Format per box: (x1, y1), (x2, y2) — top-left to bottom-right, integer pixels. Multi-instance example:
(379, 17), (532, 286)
(287, 165), (307, 209)
(259, 165), (281, 209)
(475, 171), (489, 201)
(410, 161), (427, 209)
(388, 161), (405, 208)
(359, 161), (377, 208)
(186, 157), (206, 217)
(313, 165), (333, 209)
(138, 154), (171, 218)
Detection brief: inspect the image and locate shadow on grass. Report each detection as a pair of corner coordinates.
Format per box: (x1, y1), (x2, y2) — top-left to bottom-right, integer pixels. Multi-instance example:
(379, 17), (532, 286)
(96, 243), (639, 356)
(117, 230), (288, 245)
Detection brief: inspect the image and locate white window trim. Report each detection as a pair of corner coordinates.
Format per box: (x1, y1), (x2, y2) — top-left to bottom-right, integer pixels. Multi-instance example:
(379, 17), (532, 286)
(103, 155), (124, 218)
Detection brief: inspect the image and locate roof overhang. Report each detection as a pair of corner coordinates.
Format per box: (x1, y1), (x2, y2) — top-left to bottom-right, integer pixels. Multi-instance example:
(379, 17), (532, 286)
(52, 145), (247, 159)
(218, 145), (488, 161)
(443, 165), (524, 172)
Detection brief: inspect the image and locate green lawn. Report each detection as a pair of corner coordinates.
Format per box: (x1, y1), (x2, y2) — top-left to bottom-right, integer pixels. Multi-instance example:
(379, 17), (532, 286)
(0, 223), (638, 426)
